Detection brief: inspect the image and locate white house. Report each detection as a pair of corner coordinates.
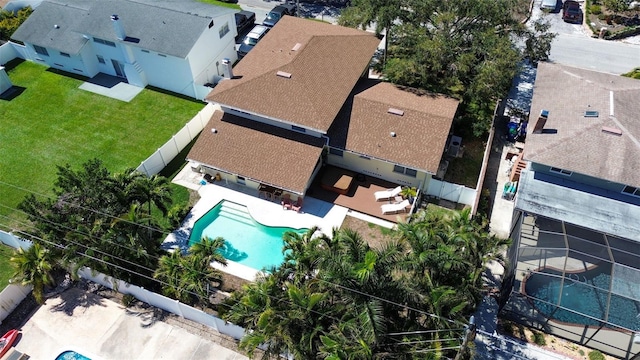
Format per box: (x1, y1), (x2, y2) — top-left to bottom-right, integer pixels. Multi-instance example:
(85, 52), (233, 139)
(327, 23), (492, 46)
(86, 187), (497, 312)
(10, 0), (239, 99)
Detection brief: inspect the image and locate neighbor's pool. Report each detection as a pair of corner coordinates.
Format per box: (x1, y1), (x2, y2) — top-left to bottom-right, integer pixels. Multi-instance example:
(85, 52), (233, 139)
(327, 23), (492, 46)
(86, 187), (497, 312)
(525, 268), (640, 331)
(189, 201), (307, 271)
(55, 351), (91, 360)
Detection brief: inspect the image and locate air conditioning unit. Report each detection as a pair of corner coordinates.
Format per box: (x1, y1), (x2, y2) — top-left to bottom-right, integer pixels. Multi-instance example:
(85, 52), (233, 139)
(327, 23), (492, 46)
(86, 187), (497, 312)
(448, 135), (462, 157)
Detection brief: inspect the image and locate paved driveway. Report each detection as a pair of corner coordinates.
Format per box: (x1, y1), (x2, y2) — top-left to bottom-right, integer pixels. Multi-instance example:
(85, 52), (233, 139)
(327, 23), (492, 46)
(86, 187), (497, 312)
(10, 288), (248, 360)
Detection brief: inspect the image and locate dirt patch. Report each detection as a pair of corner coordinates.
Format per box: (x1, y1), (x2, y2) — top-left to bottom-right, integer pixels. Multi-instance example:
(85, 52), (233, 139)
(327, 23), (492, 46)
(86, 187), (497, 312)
(340, 215), (396, 249)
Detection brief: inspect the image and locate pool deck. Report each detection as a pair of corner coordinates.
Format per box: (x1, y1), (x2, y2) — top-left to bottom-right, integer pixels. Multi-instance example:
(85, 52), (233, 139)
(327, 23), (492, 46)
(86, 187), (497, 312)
(163, 180), (350, 281)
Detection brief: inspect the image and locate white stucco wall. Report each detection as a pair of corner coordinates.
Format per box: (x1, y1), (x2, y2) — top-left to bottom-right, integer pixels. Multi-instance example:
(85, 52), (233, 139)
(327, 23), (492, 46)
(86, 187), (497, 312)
(187, 13), (238, 86)
(327, 151), (430, 190)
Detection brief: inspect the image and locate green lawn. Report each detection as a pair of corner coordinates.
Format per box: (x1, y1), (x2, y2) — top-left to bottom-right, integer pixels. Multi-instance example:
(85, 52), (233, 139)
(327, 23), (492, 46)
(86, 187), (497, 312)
(0, 60), (205, 228)
(0, 245), (15, 291)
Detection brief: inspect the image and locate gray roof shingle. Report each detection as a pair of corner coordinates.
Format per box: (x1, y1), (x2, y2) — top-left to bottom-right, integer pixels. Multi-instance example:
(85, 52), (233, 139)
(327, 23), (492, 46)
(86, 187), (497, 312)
(525, 62), (640, 188)
(11, 1), (89, 54)
(12, 0), (235, 58)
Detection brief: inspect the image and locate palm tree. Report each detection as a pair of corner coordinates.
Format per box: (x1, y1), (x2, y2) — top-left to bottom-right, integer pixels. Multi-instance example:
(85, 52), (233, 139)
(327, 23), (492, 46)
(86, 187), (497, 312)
(10, 243), (57, 304)
(127, 172), (172, 218)
(189, 236), (228, 268)
(154, 250), (184, 300)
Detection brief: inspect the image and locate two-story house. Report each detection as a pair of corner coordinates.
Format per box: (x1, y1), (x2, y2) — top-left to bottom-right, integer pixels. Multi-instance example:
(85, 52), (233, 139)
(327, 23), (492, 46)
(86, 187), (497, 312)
(10, 0), (238, 99)
(502, 62), (640, 359)
(186, 16), (460, 220)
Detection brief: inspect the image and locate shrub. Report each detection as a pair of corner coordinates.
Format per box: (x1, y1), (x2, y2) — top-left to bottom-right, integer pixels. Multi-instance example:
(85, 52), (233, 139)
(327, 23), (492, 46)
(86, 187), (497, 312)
(579, 349), (585, 356)
(122, 294), (137, 307)
(590, 5), (602, 14)
(531, 331), (547, 346)
(588, 350), (606, 360)
(622, 67), (640, 79)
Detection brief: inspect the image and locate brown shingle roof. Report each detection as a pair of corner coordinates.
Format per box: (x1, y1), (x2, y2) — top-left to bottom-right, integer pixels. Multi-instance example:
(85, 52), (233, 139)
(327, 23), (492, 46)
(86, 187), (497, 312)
(329, 81), (459, 173)
(186, 111), (324, 194)
(525, 62), (640, 188)
(206, 16), (381, 133)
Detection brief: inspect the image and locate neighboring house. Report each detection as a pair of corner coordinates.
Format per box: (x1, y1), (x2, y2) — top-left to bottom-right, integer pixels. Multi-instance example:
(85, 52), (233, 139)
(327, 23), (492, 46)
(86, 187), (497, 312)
(187, 17), (459, 203)
(503, 62), (640, 359)
(10, 0), (238, 99)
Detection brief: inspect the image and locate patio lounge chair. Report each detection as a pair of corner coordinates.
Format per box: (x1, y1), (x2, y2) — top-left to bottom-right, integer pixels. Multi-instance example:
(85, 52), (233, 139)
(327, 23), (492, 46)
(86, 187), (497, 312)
(281, 194), (292, 210)
(381, 199), (411, 215)
(291, 197), (303, 212)
(374, 186), (402, 201)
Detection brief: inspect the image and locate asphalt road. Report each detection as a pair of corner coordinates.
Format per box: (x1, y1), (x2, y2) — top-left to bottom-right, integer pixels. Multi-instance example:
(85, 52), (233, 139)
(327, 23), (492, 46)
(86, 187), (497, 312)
(530, 0), (640, 74)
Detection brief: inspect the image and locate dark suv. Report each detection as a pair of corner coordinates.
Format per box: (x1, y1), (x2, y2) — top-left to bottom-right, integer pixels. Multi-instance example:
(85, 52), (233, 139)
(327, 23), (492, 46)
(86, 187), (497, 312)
(562, 1), (582, 23)
(262, 4), (297, 27)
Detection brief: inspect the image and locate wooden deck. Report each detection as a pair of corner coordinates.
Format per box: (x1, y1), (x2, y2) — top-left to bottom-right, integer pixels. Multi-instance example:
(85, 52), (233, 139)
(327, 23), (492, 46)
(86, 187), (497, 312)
(308, 166), (410, 223)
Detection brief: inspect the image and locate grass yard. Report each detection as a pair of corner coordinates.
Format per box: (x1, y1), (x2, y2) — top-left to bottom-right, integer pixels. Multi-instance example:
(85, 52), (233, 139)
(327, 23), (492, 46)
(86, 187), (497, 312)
(0, 60), (205, 228)
(0, 244), (15, 291)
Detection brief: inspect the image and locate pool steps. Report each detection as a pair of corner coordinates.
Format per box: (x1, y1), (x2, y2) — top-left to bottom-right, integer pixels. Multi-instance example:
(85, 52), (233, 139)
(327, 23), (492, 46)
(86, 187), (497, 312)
(218, 202), (256, 227)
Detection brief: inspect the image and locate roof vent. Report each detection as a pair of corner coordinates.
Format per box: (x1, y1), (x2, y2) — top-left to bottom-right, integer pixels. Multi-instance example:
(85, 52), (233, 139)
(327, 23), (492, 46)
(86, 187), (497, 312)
(291, 43), (302, 51)
(601, 126), (622, 136)
(211, 128), (217, 134)
(584, 110), (599, 117)
(390, 132), (396, 137)
(54, 24), (60, 29)
(276, 71), (292, 79)
(388, 108), (404, 116)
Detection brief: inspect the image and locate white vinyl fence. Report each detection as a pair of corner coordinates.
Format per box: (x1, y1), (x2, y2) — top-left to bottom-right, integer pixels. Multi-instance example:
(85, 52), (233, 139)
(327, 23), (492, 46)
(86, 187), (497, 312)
(426, 178), (477, 207)
(0, 230), (245, 341)
(0, 42), (25, 65)
(136, 103), (218, 176)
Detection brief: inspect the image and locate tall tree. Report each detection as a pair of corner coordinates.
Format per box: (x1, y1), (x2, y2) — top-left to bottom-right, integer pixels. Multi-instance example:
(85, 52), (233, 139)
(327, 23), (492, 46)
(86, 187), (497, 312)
(18, 158), (174, 289)
(10, 242), (57, 304)
(340, 0), (556, 135)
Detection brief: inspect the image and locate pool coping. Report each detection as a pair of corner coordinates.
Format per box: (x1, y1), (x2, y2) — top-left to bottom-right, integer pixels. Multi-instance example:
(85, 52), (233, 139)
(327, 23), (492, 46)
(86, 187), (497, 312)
(163, 183), (349, 281)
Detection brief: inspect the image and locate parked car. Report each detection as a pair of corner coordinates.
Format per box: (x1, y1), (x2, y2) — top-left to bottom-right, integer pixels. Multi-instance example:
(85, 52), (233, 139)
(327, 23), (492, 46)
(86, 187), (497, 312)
(235, 11), (256, 39)
(562, 1), (583, 23)
(262, 4), (297, 28)
(540, 0), (557, 11)
(238, 25), (270, 57)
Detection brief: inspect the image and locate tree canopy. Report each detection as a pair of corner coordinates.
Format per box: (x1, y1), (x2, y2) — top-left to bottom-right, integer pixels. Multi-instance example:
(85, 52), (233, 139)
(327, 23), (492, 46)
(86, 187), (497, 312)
(339, 0), (556, 135)
(0, 7), (32, 42)
(18, 158), (178, 288)
(222, 209), (510, 359)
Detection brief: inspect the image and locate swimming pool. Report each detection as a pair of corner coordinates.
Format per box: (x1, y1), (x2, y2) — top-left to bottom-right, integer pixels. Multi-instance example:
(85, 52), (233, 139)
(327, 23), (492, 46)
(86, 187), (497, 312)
(525, 268), (640, 331)
(55, 350), (91, 360)
(189, 201), (307, 271)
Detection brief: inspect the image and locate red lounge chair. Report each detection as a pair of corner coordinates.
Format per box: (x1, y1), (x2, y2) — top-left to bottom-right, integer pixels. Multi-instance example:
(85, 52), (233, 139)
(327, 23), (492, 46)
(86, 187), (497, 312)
(281, 194), (292, 210)
(291, 197), (303, 212)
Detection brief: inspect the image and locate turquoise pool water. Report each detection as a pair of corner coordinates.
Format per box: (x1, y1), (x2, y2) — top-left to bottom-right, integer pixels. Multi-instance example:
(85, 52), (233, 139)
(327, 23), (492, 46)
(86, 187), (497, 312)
(55, 351), (91, 360)
(188, 201), (307, 271)
(525, 268), (640, 331)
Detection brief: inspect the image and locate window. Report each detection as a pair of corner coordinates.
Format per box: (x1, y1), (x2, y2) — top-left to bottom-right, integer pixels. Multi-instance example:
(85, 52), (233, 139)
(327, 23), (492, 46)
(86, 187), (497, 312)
(33, 45), (48, 56)
(291, 125), (306, 133)
(550, 167), (572, 176)
(208, 20), (214, 29)
(141, 49), (149, 53)
(96, 55), (105, 64)
(53, 63), (64, 67)
(158, 53), (167, 57)
(329, 148), (343, 157)
(405, 168), (417, 177)
(393, 165), (417, 177)
(93, 37), (116, 47)
(236, 176), (246, 185)
(359, 155), (371, 160)
(60, 52), (70, 57)
(622, 186), (640, 197)
(219, 22), (230, 38)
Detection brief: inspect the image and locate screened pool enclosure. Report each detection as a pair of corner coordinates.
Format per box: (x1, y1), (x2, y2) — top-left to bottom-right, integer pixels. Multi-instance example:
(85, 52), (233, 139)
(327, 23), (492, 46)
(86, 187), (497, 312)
(501, 211), (640, 359)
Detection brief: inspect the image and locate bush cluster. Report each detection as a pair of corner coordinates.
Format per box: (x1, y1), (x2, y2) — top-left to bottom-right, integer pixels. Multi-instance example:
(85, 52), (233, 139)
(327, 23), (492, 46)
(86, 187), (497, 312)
(0, 7), (32, 41)
(588, 350), (606, 360)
